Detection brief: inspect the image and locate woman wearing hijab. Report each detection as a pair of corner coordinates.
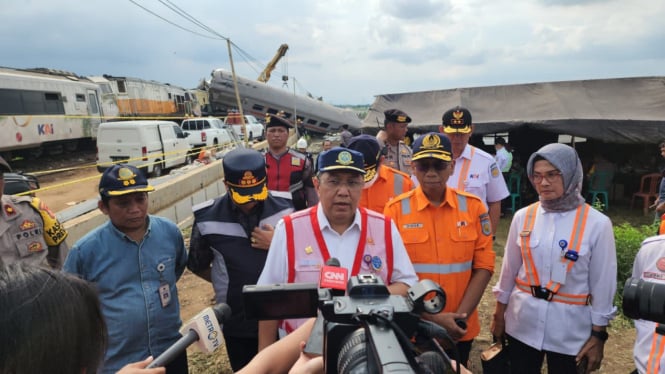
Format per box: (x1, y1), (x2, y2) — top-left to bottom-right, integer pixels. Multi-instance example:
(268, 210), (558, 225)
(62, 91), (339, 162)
(491, 143), (617, 373)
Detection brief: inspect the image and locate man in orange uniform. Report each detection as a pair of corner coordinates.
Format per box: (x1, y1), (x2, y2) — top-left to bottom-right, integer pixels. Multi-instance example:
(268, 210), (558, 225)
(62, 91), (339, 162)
(346, 135), (414, 213)
(384, 132), (495, 365)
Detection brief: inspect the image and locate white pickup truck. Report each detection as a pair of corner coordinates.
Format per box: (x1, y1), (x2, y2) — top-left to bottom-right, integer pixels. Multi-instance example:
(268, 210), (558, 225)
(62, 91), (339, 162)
(180, 117), (239, 151)
(224, 112), (265, 141)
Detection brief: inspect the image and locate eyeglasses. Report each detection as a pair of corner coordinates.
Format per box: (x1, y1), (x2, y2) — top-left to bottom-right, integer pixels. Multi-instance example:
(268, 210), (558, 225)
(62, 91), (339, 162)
(320, 178), (363, 190)
(530, 170), (562, 184)
(414, 160), (448, 172)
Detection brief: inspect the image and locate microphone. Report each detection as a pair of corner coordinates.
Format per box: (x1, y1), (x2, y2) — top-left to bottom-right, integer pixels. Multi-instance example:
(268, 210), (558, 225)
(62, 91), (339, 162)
(318, 257), (347, 297)
(147, 303), (231, 368)
(304, 258), (347, 356)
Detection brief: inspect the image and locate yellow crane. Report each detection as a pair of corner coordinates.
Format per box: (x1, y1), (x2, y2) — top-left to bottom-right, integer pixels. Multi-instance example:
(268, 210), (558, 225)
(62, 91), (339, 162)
(257, 44), (289, 83)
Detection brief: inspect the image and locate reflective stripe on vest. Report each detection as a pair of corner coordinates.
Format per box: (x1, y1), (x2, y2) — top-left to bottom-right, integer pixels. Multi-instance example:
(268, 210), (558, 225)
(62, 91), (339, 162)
(514, 280), (591, 305)
(413, 261), (472, 275)
(456, 146), (476, 190)
(457, 194), (467, 213)
(647, 332), (665, 374)
(517, 202), (591, 305)
(394, 174), (404, 197)
(401, 196), (411, 215)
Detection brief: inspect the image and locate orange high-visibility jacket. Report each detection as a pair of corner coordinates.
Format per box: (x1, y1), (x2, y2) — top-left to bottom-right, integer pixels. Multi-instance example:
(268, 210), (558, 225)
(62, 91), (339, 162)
(384, 187), (495, 340)
(360, 165), (414, 214)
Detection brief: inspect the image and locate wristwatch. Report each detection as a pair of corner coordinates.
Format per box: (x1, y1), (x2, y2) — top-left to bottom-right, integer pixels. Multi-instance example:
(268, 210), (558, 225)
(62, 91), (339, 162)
(590, 330), (609, 342)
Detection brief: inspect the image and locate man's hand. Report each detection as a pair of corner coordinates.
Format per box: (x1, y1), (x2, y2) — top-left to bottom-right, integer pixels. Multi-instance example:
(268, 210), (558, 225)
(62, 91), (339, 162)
(656, 201), (665, 215)
(251, 224), (274, 250)
(576, 334), (605, 372)
(422, 312), (468, 341)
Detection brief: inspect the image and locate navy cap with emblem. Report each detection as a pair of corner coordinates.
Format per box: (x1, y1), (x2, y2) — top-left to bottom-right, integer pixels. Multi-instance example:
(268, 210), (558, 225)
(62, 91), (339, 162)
(383, 109), (412, 125)
(346, 135), (381, 182)
(99, 164), (155, 197)
(0, 156), (11, 173)
(223, 148), (268, 204)
(411, 132), (453, 162)
(317, 147), (366, 175)
(265, 113), (293, 129)
(442, 106), (472, 134)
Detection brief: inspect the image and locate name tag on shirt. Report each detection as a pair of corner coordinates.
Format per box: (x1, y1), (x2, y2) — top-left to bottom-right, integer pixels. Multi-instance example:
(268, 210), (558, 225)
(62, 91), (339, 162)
(159, 282), (171, 308)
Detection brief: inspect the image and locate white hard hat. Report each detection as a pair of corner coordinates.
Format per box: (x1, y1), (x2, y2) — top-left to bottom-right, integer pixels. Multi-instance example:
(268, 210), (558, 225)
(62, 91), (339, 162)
(297, 137), (307, 149)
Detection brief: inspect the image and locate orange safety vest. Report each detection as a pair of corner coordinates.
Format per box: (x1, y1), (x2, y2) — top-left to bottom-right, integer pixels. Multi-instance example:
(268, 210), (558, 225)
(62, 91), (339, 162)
(515, 202), (592, 305)
(647, 330), (665, 374)
(659, 214), (665, 235)
(385, 187), (495, 341)
(360, 165), (413, 213)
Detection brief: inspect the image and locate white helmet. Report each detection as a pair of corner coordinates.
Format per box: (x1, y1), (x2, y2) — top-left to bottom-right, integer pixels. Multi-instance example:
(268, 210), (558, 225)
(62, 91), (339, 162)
(296, 137), (308, 149)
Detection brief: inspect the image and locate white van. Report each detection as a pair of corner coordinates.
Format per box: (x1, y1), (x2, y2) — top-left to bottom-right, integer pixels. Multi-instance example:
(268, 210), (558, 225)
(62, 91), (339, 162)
(96, 120), (191, 177)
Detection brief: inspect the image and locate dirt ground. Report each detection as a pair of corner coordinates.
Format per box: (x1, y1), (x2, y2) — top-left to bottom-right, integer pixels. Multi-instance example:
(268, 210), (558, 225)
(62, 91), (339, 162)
(28, 151), (637, 373)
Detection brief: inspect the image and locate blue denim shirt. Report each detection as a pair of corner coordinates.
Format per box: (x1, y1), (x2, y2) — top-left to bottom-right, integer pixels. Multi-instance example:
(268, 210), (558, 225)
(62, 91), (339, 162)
(63, 216), (187, 374)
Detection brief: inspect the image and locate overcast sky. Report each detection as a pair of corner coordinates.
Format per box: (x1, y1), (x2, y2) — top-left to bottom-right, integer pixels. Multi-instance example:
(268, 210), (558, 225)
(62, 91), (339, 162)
(2, 0), (664, 105)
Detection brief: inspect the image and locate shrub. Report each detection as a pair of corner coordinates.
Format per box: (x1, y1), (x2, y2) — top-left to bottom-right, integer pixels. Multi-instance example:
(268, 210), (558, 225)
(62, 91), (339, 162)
(613, 222), (658, 313)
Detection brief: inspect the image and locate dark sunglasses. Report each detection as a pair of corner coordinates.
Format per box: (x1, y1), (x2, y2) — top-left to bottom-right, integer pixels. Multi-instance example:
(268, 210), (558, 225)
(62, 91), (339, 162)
(414, 159), (448, 172)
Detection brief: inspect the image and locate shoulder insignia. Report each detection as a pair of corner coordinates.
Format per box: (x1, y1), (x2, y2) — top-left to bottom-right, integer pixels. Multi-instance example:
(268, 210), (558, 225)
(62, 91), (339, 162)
(192, 199), (215, 212)
(642, 235), (665, 246)
(480, 213), (491, 236)
(291, 157), (302, 166)
(4, 203), (16, 217)
(490, 163), (500, 178)
(269, 190), (293, 200)
(28, 197), (67, 246)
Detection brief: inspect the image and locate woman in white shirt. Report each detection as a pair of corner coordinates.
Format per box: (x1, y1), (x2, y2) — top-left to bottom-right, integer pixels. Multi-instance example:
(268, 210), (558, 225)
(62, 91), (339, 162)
(491, 143), (617, 373)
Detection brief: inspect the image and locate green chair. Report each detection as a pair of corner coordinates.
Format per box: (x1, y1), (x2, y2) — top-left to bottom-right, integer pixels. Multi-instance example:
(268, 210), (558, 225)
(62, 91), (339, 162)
(587, 171), (613, 211)
(507, 173), (522, 214)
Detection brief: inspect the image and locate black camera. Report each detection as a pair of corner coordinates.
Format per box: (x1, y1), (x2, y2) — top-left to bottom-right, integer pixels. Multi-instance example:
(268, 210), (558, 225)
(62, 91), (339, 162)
(243, 274), (453, 374)
(623, 277), (665, 324)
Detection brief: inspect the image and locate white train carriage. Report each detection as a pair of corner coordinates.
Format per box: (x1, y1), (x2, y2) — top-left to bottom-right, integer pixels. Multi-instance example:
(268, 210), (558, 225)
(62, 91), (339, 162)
(0, 67), (111, 158)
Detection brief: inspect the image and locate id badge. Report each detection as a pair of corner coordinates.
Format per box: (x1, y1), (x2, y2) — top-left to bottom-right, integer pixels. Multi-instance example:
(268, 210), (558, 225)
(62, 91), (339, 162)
(159, 282), (171, 308)
(551, 261), (568, 285)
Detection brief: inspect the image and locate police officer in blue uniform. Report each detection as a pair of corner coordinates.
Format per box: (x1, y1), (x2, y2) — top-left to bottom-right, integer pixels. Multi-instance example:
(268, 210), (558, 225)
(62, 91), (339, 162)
(187, 148), (294, 371)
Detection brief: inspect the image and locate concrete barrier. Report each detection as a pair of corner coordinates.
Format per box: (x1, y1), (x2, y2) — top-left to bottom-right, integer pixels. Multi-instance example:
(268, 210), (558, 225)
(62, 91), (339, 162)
(62, 131), (295, 246)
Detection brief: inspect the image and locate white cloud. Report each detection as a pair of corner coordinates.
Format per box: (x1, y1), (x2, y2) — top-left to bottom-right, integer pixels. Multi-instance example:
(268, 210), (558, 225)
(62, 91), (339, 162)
(0, 0), (663, 104)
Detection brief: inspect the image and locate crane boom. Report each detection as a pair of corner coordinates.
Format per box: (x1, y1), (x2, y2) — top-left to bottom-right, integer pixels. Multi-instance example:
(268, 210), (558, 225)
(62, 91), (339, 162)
(257, 44), (289, 83)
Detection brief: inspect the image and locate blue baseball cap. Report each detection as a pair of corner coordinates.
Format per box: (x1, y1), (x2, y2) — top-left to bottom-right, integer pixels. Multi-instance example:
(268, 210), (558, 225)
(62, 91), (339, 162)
(317, 147), (365, 175)
(99, 165), (155, 197)
(411, 132), (453, 162)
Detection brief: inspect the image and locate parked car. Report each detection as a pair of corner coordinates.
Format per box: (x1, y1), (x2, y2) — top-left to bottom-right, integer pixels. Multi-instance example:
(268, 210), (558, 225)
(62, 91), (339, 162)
(3, 172), (40, 196)
(96, 120), (192, 177)
(224, 112), (265, 141)
(180, 117), (237, 151)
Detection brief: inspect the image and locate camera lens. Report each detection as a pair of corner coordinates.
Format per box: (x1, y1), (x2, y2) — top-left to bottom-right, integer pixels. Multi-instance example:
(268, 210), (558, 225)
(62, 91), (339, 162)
(623, 278), (665, 324)
(337, 328), (368, 374)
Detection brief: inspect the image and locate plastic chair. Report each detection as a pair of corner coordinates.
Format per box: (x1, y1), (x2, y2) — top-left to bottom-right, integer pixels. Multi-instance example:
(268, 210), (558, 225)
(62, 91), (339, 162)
(587, 171), (613, 211)
(631, 173), (662, 216)
(507, 173), (522, 214)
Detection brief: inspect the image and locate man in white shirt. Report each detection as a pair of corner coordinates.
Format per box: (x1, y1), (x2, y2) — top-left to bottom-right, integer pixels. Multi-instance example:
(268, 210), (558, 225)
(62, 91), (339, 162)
(440, 106), (509, 236)
(630, 235), (665, 374)
(494, 137), (512, 174)
(256, 147), (418, 350)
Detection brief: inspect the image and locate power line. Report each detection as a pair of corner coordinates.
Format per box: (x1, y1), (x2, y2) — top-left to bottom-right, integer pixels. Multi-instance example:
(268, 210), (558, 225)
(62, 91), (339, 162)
(128, 0), (277, 79)
(127, 0), (225, 40)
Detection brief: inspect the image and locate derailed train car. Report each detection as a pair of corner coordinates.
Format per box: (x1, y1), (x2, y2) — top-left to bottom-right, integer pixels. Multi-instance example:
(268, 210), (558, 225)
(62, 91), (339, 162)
(0, 67), (200, 159)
